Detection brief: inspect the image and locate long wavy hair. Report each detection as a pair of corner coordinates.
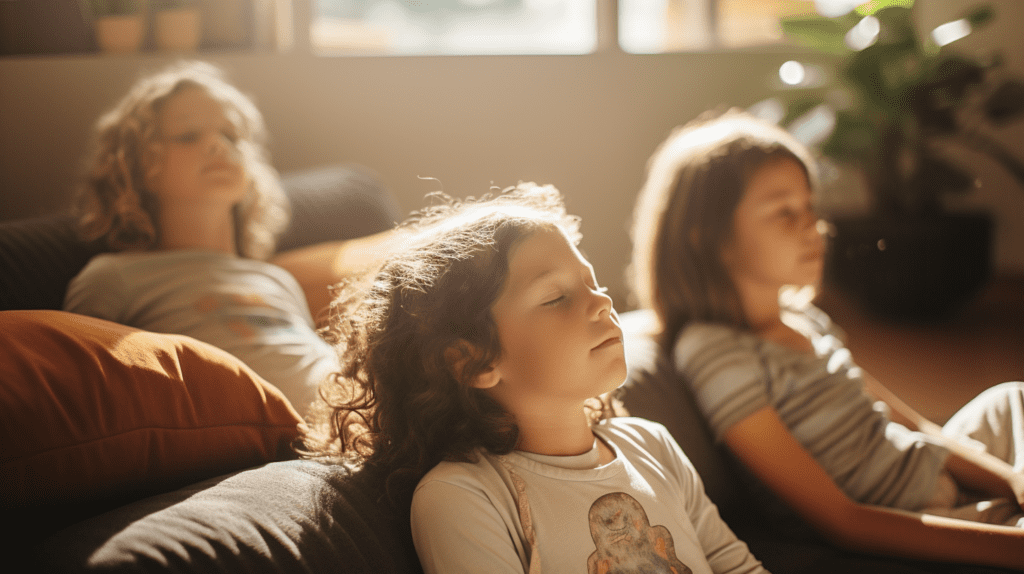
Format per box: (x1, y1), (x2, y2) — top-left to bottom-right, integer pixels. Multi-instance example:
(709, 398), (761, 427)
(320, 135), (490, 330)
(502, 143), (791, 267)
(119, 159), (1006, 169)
(300, 183), (615, 503)
(73, 60), (288, 260)
(629, 108), (818, 350)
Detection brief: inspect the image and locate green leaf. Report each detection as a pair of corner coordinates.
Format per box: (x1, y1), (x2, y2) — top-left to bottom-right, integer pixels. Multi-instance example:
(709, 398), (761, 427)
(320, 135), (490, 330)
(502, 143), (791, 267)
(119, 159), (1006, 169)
(873, 7), (919, 51)
(855, 0), (915, 16)
(820, 111), (877, 161)
(966, 5), (995, 27)
(780, 96), (827, 127)
(781, 15), (854, 55)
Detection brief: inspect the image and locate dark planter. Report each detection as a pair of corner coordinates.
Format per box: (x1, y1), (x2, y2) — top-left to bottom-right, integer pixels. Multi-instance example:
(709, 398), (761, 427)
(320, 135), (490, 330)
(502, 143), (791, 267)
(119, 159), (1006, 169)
(825, 211), (993, 321)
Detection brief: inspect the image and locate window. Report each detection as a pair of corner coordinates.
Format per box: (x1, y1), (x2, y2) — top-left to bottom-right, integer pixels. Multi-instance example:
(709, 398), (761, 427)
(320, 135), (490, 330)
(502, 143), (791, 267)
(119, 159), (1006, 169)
(312, 0), (598, 55)
(619, 0), (829, 53)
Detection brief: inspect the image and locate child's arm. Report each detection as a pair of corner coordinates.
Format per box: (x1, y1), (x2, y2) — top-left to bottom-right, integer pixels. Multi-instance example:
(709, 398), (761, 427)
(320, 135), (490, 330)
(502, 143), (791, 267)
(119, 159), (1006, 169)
(862, 372), (942, 435)
(271, 229), (409, 323)
(864, 372), (1024, 508)
(724, 405), (1024, 571)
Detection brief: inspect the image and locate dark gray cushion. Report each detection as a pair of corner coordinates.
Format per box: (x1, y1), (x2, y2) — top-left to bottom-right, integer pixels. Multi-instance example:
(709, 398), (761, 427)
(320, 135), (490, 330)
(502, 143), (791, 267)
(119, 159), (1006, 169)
(0, 214), (105, 311)
(33, 460), (423, 574)
(276, 163), (401, 252)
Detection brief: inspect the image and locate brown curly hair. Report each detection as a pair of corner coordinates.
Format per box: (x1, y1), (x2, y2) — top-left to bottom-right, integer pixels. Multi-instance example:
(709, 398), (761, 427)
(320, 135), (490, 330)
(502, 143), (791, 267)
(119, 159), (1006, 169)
(300, 183), (618, 501)
(629, 108), (818, 350)
(74, 60), (288, 260)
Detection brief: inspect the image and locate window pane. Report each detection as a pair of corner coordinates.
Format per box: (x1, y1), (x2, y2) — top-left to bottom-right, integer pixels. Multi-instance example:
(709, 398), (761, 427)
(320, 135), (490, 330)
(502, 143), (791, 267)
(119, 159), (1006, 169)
(619, 0), (712, 53)
(313, 0), (597, 55)
(717, 0), (817, 48)
(620, 0), (824, 53)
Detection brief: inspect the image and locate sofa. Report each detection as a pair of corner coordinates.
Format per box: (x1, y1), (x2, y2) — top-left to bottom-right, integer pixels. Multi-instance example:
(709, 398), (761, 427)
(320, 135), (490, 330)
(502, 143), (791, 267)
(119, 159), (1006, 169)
(0, 165), (1016, 573)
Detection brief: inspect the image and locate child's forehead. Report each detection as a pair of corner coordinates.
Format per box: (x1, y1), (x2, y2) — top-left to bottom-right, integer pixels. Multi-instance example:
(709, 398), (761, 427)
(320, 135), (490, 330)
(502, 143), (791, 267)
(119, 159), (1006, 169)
(157, 85), (245, 129)
(506, 227), (589, 286)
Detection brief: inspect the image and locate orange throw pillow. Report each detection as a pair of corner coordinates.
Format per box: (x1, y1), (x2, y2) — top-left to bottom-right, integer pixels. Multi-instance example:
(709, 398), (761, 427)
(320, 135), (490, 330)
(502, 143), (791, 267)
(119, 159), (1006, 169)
(0, 310), (304, 508)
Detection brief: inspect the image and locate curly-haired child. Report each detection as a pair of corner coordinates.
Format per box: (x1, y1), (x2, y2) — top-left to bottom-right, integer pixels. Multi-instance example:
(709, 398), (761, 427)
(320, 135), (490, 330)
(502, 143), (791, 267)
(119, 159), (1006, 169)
(63, 61), (336, 413)
(301, 183), (769, 573)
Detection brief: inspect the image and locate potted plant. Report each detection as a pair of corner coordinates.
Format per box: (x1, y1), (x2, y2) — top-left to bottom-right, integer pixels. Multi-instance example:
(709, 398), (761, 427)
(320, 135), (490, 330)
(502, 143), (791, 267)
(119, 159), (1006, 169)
(152, 0), (201, 52)
(80, 0), (147, 53)
(773, 0), (1024, 320)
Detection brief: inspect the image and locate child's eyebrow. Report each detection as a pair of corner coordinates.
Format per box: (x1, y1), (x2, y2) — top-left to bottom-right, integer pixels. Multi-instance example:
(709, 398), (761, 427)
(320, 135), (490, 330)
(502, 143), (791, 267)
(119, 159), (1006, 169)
(520, 268), (559, 291)
(756, 187), (796, 202)
(520, 261), (594, 293)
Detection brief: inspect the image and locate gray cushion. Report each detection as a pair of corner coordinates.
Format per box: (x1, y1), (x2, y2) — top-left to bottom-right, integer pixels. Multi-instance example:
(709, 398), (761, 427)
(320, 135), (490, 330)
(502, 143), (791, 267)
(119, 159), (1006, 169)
(34, 460), (423, 574)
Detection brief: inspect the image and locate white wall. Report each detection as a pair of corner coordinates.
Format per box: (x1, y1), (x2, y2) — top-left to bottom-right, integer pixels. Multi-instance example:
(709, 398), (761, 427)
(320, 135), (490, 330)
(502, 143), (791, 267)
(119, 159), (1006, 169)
(2, 0), (1022, 307)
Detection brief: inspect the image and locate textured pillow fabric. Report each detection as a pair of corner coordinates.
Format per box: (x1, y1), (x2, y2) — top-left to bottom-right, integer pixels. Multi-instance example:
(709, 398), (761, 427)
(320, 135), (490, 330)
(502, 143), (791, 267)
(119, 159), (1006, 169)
(36, 460), (425, 574)
(0, 310), (304, 513)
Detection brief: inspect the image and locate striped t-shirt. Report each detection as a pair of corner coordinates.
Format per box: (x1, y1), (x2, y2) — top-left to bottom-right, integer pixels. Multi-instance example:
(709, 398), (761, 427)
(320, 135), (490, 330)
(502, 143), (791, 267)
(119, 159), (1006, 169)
(674, 305), (948, 511)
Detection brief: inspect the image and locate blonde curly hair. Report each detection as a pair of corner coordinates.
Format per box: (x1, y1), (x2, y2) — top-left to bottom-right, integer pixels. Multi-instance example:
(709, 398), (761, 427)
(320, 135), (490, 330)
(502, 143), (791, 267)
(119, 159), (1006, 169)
(74, 60), (288, 260)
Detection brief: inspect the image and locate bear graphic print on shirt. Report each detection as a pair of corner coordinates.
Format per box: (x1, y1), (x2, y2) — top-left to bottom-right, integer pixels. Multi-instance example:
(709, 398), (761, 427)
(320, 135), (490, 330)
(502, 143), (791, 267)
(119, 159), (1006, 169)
(587, 492), (693, 574)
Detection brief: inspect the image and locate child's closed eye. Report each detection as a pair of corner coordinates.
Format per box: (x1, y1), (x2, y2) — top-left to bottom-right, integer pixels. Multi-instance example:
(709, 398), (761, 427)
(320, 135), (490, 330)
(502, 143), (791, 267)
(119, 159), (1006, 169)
(542, 294), (566, 306)
(171, 131), (200, 144)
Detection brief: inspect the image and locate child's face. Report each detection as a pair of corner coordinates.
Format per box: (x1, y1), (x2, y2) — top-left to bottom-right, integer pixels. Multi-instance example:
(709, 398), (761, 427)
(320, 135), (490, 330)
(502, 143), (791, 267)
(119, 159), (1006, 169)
(721, 157), (825, 293)
(147, 86), (249, 209)
(483, 227), (626, 413)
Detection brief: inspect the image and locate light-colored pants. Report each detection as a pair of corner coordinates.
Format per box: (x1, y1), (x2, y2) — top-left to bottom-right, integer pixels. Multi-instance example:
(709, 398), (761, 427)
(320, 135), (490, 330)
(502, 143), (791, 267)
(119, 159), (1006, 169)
(922, 381), (1024, 527)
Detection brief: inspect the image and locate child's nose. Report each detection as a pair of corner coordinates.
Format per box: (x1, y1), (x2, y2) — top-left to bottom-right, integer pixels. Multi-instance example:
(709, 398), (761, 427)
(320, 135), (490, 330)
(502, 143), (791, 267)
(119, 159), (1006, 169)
(206, 132), (232, 155)
(799, 208), (820, 234)
(590, 288), (613, 319)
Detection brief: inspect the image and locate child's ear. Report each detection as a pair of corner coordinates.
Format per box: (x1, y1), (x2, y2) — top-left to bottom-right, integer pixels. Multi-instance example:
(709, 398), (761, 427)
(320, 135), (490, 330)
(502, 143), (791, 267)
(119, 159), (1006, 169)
(470, 365), (500, 390)
(444, 340), (500, 389)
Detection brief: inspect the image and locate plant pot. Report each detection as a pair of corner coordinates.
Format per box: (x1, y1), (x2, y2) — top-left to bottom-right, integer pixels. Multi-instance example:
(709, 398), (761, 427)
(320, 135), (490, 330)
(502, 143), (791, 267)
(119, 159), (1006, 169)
(94, 14), (145, 53)
(154, 7), (201, 52)
(825, 211), (993, 321)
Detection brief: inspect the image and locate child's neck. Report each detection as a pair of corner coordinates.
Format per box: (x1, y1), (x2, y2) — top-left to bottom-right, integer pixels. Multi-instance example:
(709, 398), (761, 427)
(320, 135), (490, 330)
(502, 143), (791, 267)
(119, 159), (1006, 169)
(158, 202), (238, 255)
(739, 284), (813, 353)
(514, 405), (614, 465)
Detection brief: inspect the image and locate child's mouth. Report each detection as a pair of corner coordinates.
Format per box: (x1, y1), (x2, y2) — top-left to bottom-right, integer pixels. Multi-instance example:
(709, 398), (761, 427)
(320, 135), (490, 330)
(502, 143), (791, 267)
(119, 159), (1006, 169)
(593, 336), (622, 351)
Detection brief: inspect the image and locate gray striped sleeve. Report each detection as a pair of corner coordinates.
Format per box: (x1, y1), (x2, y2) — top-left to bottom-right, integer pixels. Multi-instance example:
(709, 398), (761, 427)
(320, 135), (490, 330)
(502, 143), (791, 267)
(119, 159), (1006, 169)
(674, 323), (770, 443)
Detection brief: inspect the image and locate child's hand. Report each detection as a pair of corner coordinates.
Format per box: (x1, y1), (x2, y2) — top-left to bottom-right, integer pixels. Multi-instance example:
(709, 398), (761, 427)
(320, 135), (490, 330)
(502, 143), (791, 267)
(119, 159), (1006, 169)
(1010, 472), (1024, 512)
